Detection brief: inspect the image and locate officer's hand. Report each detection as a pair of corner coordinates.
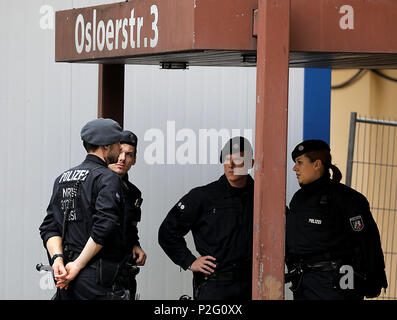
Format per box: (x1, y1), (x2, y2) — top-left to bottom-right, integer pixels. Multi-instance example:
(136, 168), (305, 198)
(53, 258), (68, 289)
(64, 261), (83, 284)
(132, 245), (147, 266)
(190, 256), (217, 275)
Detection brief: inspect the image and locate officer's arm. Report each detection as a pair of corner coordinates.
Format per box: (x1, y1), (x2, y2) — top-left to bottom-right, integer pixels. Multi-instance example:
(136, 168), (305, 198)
(46, 236), (63, 258)
(39, 178), (62, 259)
(343, 192), (388, 295)
(125, 194), (142, 248)
(46, 236), (68, 285)
(158, 189), (202, 270)
(345, 194), (384, 259)
(90, 172), (123, 245)
(40, 179), (63, 249)
(73, 237), (103, 270)
(128, 225), (141, 248)
(64, 237), (103, 283)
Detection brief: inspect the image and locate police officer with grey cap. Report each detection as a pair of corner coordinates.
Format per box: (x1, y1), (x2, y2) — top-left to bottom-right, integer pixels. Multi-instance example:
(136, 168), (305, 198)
(109, 130), (146, 298)
(285, 139), (387, 300)
(158, 136), (254, 300)
(39, 118), (132, 300)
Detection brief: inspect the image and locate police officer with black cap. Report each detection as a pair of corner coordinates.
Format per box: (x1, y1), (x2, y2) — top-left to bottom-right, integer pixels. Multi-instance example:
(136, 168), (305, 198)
(158, 136), (254, 300)
(109, 130), (146, 298)
(285, 139), (388, 300)
(39, 118), (131, 300)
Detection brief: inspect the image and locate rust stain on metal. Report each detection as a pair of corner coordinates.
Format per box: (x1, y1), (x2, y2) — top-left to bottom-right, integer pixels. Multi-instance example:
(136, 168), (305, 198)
(261, 275), (283, 300)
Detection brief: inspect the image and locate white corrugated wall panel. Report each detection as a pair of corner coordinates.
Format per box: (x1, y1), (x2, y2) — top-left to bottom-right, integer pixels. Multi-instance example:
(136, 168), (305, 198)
(0, 0), (102, 299)
(123, 65), (257, 299)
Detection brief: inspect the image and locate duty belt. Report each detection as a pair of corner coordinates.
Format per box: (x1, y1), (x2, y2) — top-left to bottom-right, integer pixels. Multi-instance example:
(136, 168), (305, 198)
(304, 260), (342, 272)
(195, 268), (251, 283)
(207, 270), (250, 282)
(285, 259), (345, 292)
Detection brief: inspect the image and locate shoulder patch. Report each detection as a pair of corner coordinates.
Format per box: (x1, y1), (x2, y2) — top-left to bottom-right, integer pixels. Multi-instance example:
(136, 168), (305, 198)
(135, 197), (143, 208)
(177, 201), (186, 212)
(350, 215), (364, 231)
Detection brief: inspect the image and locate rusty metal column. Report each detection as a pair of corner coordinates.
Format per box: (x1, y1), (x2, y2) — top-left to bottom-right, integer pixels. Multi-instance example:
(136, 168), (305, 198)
(98, 64), (125, 128)
(252, 0), (290, 300)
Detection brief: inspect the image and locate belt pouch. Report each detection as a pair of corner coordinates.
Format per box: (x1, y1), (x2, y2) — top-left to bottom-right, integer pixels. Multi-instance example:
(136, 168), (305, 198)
(97, 259), (120, 287)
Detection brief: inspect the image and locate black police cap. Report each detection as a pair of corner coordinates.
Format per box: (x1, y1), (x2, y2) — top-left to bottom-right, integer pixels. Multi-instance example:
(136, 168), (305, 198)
(291, 139), (330, 161)
(220, 136), (253, 163)
(80, 118), (122, 146)
(120, 130), (138, 147)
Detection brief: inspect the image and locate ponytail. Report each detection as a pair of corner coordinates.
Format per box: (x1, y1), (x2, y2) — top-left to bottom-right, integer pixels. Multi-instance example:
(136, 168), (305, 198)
(329, 164), (342, 183)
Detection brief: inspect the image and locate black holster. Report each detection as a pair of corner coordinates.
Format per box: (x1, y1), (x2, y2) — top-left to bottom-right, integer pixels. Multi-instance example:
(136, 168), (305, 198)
(96, 259), (121, 288)
(193, 272), (207, 300)
(285, 266), (304, 292)
(118, 262), (140, 299)
(106, 289), (131, 300)
(96, 256), (140, 300)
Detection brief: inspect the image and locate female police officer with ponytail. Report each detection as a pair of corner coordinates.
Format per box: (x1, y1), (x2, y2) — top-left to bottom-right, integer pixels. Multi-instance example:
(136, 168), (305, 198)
(285, 139), (387, 300)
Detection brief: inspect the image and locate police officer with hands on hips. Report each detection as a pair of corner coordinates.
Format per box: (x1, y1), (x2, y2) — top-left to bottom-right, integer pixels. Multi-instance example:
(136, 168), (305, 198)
(108, 130), (146, 295)
(158, 136), (254, 300)
(39, 118), (132, 300)
(285, 139), (388, 300)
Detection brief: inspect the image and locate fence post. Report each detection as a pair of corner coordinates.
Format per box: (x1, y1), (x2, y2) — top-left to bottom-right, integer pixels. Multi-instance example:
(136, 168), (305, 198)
(346, 112), (357, 187)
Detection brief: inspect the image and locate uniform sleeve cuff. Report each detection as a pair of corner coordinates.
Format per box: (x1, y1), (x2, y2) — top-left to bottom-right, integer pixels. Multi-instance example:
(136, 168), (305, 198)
(90, 233), (105, 246)
(182, 255), (197, 271)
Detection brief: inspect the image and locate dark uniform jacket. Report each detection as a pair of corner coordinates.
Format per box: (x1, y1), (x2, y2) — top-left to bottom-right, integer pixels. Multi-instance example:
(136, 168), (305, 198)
(121, 173), (142, 250)
(39, 154), (126, 263)
(158, 174), (254, 272)
(286, 175), (387, 295)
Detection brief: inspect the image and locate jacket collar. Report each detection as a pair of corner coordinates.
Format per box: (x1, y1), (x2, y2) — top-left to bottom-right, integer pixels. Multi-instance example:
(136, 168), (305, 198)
(219, 174), (254, 195)
(84, 154), (108, 167)
(122, 172), (129, 182)
(300, 174), (331, 193)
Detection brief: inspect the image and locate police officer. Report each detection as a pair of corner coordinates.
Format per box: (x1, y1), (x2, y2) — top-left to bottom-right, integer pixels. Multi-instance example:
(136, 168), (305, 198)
(158, 136), (254, 300)
(285, 139), (388, 300)
(39, 118), (130, 300)
(109, 130), (147, 297)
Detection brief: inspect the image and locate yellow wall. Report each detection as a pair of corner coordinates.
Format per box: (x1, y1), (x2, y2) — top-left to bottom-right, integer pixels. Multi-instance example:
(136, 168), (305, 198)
(331, 69), (397, 300)
(331, 70), (397, 181)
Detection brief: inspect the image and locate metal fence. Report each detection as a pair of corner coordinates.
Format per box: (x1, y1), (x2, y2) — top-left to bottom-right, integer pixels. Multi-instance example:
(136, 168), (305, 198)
(346, 112), (397, 300)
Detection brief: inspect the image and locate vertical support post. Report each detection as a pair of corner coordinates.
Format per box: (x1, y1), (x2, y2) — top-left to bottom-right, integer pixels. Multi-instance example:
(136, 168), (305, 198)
(98, 64), (125, 128)
(346, 112), (357, 187)
(253, 0), (290, 300)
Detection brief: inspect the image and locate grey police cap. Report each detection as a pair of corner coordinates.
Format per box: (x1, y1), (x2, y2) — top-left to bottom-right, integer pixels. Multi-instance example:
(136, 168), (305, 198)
(81, 118), (123, 146)
(120, 130), (138, 147)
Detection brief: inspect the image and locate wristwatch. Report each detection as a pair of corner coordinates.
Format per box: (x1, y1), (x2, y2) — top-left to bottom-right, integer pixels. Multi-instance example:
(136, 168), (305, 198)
(51, 253), (64, 265)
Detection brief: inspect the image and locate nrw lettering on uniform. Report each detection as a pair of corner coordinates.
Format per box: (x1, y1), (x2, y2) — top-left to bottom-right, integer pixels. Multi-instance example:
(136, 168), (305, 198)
(63, 188), (75, 198)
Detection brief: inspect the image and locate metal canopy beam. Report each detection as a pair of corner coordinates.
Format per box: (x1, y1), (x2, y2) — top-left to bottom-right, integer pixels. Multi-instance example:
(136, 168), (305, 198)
(56, 0), (397, 68)
(55, 0), (257, 65)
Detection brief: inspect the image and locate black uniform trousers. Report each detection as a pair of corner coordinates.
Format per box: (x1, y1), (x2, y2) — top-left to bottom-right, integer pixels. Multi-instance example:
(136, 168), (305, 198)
(194, 267), (252, 300)
(196, 279), (251, 300)
(292, 270), (364, 300)
(58, 265), (111, 300)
